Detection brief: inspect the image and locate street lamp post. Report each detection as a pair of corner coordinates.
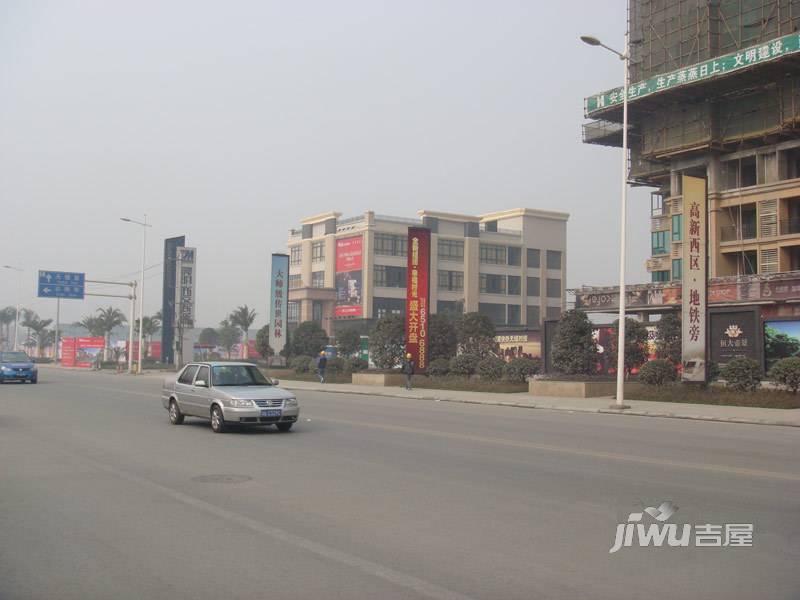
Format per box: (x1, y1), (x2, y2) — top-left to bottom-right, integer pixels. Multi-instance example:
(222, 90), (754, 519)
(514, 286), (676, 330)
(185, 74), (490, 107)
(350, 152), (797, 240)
(581, 33), (631, 409)
(3, 265), (24, 351)
(121, 215), (152, 374)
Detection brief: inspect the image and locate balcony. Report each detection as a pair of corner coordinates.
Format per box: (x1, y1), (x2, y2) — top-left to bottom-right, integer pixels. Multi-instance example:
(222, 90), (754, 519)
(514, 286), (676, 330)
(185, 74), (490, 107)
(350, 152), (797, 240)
(720, 222), (757, 242)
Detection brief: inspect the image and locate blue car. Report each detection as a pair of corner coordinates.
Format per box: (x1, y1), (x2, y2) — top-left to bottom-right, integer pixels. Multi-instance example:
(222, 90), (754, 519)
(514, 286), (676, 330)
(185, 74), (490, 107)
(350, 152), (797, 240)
(0, 351), (38, 384)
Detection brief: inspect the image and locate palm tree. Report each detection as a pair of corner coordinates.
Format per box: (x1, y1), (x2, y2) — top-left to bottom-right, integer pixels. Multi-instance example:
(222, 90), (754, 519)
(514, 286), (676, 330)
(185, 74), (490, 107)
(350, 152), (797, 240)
(134, 314), (161, 358)
(96, 306), (127, 360)
(20, 308), (35, 345)
(21, 311), (53, 357)
(0, 306), (16, 349)
(229, 305), (257, 357)
(76, 315), (106, 338)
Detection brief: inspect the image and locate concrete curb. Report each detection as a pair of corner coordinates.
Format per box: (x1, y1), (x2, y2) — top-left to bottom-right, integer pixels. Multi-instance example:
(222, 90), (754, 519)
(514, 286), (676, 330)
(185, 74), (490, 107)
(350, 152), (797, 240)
(280, 383), (800, 428)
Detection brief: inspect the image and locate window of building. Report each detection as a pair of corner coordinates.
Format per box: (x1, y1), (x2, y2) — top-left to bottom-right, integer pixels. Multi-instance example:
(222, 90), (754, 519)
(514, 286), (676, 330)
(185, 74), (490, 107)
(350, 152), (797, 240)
(288, 301), (299, 323)
(374, 233), (407, 256)
(478, 302), (506, 325)
(288, 274), (302, 289)
(311, 271), (325, 288)
(290, 246), (302, 265)
(438, 239), (464, 262)
(311, 241), (324, 263)
(479, 273), (506, 294)
(672, 259), (682, 281)
(507, 275), (521, 296)
(780, 147), (800, 180)
(507, 247), (521, 266)
(671, 214), (682, 242)
(437, 300), (463, 316)
(480, 244), (506, 264)
(651, 192), (665, 217)
(651, 231), (668, 255)
(652, 270), (670, 283)
(438, 270), (463, 291)
(526, 305), (540, 326)
(507, 304), (520, 325)
(527, 248), (540, 268)
(373, 297), (405, 319)
(546, 307), (562, 320)
(741, 155), (757, 187)
(722, 156), (757, 190)
(546, 250), (562, 270)
(546, 278), (561, 298)
(374, 265), (406, 288)
(312, 300), (323, 323)
(526, 276), (540, 297)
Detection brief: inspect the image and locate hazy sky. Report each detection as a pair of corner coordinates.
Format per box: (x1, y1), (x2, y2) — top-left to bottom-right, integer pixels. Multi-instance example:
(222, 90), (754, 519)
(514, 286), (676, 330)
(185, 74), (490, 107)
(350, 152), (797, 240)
(0, 1), (650, 330)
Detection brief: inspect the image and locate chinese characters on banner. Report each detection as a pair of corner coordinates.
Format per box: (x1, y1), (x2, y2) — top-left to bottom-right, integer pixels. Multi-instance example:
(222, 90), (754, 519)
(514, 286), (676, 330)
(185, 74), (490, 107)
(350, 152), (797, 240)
(270, 254), (290, 357)
(175, 247), (197, 327)
(335, 236), (363, 317)
(405, 227), (431, 373)
(60, 337), (104, 368)
(682, 176), (707, 382)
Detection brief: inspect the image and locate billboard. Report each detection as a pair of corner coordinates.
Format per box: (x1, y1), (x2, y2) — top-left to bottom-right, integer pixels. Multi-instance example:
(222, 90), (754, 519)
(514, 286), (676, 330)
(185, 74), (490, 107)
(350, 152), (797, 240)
(175, 247), (197, 327)
(162, 235), (186, 364)
(61, 337), (105, 368)
(269, 254), (290, 357)
(61, 337), (77, 367)
(764, 319), (800, 369)
(496, 333), (541, 360)
(710, 310), (759, 365)
(405, 227), (431, 373)
(335, 236), (363, 317)
(681, 175), (707, 382)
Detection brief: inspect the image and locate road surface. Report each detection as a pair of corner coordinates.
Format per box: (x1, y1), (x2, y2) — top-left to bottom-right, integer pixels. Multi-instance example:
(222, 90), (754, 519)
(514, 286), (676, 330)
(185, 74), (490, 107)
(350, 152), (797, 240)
(1, 368), (798, 599)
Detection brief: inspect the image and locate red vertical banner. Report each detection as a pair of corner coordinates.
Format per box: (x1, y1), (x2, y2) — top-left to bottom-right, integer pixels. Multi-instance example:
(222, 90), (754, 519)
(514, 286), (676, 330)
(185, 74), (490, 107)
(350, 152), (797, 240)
(405, 227), (431, 373)
(61, 337), (77, 367)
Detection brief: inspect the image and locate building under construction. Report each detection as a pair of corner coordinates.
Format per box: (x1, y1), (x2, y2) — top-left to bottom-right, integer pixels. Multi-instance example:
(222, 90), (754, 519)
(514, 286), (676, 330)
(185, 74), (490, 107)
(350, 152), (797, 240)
(581, 0), (800, 368)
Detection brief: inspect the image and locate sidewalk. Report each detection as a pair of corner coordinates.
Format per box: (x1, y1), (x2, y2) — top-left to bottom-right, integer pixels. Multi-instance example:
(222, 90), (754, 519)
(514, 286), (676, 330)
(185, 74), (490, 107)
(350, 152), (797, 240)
(278, 379), (800, 427)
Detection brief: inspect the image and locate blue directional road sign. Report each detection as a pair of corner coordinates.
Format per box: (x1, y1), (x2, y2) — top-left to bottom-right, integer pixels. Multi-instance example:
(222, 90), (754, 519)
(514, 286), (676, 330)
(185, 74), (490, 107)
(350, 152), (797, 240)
(38, 270), (85, 299)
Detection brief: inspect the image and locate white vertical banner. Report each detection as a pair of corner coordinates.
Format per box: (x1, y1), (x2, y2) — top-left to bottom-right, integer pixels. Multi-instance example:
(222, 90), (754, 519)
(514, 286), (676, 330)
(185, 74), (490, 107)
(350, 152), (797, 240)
(175, 247), (197, 326)
(270, 254), (290, 359)
(681, 175), (707, 382)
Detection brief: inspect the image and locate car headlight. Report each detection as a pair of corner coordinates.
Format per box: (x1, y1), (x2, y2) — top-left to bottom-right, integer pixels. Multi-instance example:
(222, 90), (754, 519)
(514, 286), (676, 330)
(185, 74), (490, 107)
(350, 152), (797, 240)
(228, 398), (255, 408)
(284, 397), (297, 406)
(0, 366), (11, 372)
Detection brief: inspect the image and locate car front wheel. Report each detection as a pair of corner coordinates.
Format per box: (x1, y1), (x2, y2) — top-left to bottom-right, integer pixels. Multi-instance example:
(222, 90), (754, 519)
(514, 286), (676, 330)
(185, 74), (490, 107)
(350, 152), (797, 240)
(169, 400), (184, 425)
(210, 405), (226, 433)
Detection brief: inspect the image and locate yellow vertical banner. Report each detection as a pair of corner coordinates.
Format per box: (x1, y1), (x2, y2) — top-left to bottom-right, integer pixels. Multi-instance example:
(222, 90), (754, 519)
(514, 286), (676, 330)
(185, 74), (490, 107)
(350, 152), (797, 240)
(681, 175), (707, 382)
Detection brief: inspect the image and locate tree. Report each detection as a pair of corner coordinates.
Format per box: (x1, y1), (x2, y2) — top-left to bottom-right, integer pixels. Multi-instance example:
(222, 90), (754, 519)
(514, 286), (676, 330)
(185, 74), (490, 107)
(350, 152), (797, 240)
(134, 315), (161, 358)
(551, 309), (597, 375)
(336, 327), (361, 357)
(287, 321), (329, 357)
(655, 312), (682, 365)
(216, 319), (242, 359)
(95, 306), (127, 359)
(229, 305), (257, 355)
(428, 313), (458, 361)
(0, 306), (16, 347)
(198, 327), (219, 346)
(609, 317), (649, 378)
(455, 312), (497, 357)
(76, 315), (106, 338)
(255, 325), (273, 358)
(369, 314), (405, 369)
(768, 357), (800, 393)
(21, 311), (54, 357)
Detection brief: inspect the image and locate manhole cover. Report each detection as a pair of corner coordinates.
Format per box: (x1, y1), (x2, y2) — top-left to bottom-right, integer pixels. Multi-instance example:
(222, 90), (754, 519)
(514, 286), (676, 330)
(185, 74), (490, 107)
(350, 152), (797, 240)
(191, 474), (252, 484)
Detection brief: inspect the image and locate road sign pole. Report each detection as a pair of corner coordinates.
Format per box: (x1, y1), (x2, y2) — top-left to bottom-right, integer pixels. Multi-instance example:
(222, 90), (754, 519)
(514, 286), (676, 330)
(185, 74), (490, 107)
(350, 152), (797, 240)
(128, 283), (136, 374)
(55, 298), (60, 363)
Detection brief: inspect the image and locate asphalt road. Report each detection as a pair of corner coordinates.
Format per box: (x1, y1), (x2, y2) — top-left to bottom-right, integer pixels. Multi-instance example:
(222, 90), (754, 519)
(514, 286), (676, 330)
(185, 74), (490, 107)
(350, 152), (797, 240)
(1, 368), (798, 600)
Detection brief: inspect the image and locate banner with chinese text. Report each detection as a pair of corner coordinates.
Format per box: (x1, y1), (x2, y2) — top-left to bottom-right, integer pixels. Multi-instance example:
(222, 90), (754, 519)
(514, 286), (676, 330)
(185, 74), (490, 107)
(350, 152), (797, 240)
(405, 227), (430, 373)
(335, 236), (363, 317)
(270, 254), (289, 357)
(681, 175), (707, 382)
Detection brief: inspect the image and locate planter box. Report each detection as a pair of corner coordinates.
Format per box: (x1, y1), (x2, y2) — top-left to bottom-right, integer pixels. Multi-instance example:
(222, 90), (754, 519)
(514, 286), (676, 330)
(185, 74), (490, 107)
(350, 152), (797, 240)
(529, 380), (646, 398)
(352, 372), (407, 387)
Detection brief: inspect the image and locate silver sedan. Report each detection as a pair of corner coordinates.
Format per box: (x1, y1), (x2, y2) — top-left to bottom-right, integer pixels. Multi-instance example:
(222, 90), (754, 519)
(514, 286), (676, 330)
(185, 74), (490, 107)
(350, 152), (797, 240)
(162, 362), (299, 433)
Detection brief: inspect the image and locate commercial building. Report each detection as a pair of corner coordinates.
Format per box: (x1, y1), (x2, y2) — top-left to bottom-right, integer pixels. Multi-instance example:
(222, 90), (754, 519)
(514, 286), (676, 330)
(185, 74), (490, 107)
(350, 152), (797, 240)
(581, 0), (800, 369)
(286, 209), (568, 356)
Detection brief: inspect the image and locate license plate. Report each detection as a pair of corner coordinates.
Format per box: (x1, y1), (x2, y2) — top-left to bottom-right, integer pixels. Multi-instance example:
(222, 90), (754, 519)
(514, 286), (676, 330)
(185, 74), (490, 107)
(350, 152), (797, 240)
(261, 409), (281, 417)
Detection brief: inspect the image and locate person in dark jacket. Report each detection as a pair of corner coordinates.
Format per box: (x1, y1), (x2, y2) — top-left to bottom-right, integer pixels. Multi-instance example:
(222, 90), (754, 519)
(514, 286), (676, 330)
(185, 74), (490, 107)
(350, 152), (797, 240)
(317, 351), (328, 383)
(401, 353), (414, 390)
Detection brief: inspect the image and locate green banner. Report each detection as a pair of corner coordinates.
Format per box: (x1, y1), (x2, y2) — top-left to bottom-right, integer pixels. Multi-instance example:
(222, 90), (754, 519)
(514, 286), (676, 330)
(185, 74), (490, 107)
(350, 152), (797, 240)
(585, 33), (800, 116)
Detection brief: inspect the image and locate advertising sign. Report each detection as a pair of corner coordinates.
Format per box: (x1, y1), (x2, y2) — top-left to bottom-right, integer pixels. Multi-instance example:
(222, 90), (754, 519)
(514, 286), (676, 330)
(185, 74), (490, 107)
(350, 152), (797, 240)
(495, 332), (541, 360)
(764, 319), (800, 369)
(175, 247), (197, 327)
(162, 235), (186, 364)
(335, 236), (363, 317)
(405, 227), (431, 373)
(575, 285), (681, 311)
(269, 254), (290, 357)
(710, 311), (758, 365)
(75, 337), (105, 368)
(61, 337), (77, 367)
(681, 175), (707, 382)
(38, 270), (85, 300)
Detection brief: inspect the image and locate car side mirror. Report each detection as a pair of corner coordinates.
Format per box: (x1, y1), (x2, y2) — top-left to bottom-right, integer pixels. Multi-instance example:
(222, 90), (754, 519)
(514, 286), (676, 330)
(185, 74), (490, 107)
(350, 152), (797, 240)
(194, 380), (208, 388)
(272, 379), (279, 386)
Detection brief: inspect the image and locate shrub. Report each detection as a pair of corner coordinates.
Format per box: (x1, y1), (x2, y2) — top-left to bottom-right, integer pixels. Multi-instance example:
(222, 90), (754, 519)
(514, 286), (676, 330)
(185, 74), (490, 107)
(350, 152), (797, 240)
(721, 357), (762, 392)
(427, 358), (451, 377)
(638, 359), (677, 386)
(343, 357), (368, 373)
(504, 357), (540, 383)
(768, 357), (800, 393)
(290, 354), (313, 373)
(449, 353), (480, 377)
(476, 356), (506, 381)
(707, 361), (721, 382)
(369, 314), (405, 369)
(325, 356), (346, 374)
(551, 309), (597, 375)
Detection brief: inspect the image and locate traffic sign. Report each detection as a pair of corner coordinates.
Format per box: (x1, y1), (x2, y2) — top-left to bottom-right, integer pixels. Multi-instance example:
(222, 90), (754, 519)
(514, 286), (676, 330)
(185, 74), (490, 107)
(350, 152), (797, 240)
(38, 270), (85, 299)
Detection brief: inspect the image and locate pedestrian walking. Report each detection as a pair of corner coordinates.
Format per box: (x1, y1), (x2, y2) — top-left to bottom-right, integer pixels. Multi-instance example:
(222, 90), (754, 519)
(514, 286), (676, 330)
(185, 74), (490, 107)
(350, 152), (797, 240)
(317, 350), (327, 383)
(401, 353), (414, 391)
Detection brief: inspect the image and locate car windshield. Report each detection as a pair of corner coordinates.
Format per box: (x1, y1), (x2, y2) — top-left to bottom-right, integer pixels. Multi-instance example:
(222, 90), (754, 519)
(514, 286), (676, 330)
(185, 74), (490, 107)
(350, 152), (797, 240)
(0, 352), (30, 362)
(211, 365), (272, 386)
